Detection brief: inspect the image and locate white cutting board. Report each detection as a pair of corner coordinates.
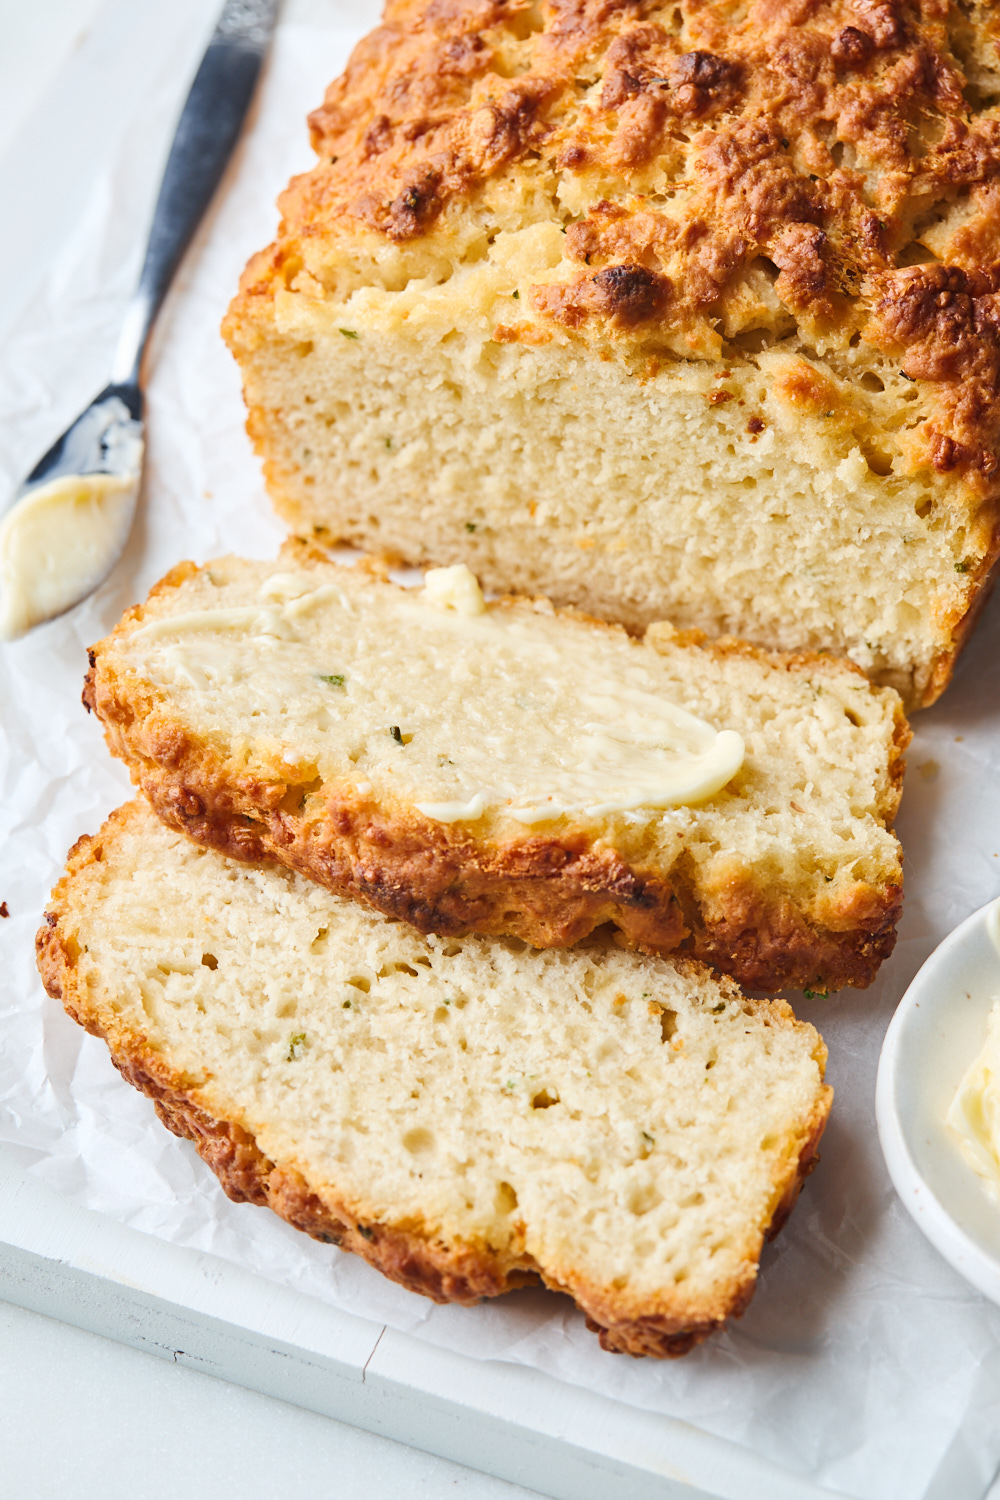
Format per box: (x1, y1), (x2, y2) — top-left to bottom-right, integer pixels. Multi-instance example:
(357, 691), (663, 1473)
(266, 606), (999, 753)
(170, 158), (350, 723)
(0, 1144), (837, 1500)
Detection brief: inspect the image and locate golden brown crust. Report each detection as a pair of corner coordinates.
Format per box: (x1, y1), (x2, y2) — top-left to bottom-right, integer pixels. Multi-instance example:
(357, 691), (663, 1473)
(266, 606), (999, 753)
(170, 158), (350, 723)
(865, 262), (1000, 488)
(35, 806), (831, 1359)
(231, 0), (1000, 528)
(82, 565), (907, 994)
(136, 764), (901, 991)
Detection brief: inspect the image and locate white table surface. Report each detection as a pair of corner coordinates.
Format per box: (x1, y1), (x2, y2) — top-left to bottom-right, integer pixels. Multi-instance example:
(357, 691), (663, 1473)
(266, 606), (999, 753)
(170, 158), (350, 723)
(0, 7), (542, 1496)
(0, 1271), (538, 1500)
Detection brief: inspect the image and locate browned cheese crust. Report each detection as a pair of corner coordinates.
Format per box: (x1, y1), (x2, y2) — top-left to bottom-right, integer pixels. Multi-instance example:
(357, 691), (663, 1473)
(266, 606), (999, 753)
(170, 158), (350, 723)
(226, 0), (1000, 701)
(82, 557), (909, 993)
(35, 805), (832, 1358)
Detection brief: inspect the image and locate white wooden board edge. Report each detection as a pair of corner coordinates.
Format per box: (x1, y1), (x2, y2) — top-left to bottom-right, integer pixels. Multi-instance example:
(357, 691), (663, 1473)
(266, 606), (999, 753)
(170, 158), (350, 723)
(0, 1149), (838, 1500)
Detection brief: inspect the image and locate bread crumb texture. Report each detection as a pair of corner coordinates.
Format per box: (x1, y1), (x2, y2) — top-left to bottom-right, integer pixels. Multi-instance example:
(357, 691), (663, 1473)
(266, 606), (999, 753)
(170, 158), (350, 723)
(38, 801), (832, 1357)
(224, 0), (1000, 707)
(85, 546), (908, 992)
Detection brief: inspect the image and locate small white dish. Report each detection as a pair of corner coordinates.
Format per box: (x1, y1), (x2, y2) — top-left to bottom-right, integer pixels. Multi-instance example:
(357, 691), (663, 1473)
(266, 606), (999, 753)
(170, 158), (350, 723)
(876, 896), (1000, 1303)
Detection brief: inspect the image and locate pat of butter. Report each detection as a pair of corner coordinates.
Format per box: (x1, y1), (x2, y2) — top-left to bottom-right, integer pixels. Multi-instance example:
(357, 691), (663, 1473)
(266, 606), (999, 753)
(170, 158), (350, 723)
(132, 606), (293, 642)
(506, 727), (745, 821)
(413, 793), (487, 823)
(129, 564), (746, 825)
(0, 473), (138, 640)
(422, 564), (486, 616)
(947, 998), (1000, 1202)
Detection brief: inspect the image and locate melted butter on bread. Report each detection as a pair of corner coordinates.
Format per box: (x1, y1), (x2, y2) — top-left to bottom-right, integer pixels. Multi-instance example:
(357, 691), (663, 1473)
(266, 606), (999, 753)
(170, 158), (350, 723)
(129, 563), (744, 822)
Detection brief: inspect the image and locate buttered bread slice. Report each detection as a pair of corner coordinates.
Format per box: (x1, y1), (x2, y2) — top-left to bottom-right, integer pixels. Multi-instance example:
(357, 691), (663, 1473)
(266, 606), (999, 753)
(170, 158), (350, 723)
(38, 801), (832, 1358)
(85, 544), (909, 992)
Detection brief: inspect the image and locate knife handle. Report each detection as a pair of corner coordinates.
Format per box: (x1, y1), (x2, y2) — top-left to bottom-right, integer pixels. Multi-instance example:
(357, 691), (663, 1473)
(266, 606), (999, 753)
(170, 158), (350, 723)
(111, 0), (279, 387)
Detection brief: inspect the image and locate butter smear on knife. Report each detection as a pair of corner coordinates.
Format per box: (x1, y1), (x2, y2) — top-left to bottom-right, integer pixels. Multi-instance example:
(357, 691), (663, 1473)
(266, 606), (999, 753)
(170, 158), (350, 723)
(0, 473), (138, 639)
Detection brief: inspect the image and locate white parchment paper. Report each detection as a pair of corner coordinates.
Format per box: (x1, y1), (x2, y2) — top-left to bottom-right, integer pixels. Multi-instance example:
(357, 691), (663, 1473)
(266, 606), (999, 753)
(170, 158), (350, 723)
(2, 4), (1000, 1496)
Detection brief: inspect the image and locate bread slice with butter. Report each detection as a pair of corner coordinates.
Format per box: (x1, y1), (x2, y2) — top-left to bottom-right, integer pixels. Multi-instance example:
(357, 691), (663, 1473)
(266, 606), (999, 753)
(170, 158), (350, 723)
(84, 543), (909, 993)
(37, 800), (832, 1358)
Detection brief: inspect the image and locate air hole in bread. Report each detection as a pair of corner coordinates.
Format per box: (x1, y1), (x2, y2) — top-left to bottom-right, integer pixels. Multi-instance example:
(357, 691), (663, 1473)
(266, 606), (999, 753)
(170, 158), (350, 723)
(201, 953), (218, 970)
(346, 975), (371, 993)
(628, 1183), (663, 1217)
(280, 775), (322, 814)
(403, 1127), (435, 1156)
(898, 240), (940, 267)
(531, 1088), (559, 1110)
(495, 1181), (519, 1213)
(860, 372), (885, 393)
(730, 327), (770, 354)
(861, 444), (893, 477)
(657, 1007), (678, 1043)
(752, 255), (779, 284)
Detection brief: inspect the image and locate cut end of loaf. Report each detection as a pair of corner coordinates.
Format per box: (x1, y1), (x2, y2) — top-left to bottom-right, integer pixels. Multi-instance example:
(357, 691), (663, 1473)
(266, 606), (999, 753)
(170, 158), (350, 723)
(38, 801), (832, 1358)
(223, 1), (1000, 706)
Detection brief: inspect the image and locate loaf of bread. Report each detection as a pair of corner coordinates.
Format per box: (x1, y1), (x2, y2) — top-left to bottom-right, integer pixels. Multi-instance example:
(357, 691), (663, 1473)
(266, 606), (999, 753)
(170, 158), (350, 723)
(223, 1), (1000, 710)
(84, 544), (908, 992)
(37, 800), (832, 1357)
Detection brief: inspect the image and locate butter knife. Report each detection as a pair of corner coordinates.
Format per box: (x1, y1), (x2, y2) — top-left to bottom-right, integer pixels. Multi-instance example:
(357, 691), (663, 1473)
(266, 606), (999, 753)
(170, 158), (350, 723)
(0, 0), (280, 640)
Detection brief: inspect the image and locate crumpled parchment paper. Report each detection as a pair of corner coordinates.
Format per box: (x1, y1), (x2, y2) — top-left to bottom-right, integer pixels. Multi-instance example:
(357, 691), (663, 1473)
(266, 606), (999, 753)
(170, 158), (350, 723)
(2, 4), (1000, 1496)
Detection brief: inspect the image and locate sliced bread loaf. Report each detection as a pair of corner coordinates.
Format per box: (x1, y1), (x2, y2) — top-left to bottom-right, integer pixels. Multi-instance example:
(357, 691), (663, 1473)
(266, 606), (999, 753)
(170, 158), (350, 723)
(223, 3), (1000, 709)
(37, 800), (832, 1358)
(84, 545), (909, 992)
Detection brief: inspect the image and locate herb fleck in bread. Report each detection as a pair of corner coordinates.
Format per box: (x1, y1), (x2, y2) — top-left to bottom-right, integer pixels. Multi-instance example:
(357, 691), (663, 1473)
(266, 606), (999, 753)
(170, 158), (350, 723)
(223, 0), (1000, 709)
(37, 800), (832, 1358)
(83, 544), (909, 992)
